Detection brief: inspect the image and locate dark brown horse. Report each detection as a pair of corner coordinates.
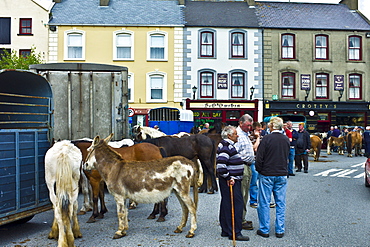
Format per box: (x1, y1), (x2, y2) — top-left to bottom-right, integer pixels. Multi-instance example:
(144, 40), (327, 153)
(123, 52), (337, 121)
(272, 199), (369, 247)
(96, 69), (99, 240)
(72, 140), (167, 223)
(140, 134), (218, 194)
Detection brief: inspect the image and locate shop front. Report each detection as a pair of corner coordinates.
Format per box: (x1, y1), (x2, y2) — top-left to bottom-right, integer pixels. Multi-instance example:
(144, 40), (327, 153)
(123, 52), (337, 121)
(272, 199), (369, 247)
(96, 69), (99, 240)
(186, 99), (259, 129)
(264, 100), (369, 133)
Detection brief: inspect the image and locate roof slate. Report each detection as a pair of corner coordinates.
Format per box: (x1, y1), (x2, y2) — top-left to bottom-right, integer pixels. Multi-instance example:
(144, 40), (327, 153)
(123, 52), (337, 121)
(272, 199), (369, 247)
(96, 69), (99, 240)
(255, 1), (370, 30)
(184, 0), (259, 28)
(49, 0), (184, 26)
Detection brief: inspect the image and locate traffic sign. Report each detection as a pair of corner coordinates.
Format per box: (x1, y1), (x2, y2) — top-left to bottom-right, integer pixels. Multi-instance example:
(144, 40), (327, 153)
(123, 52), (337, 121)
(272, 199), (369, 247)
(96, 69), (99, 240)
(128, 108), (135, 117)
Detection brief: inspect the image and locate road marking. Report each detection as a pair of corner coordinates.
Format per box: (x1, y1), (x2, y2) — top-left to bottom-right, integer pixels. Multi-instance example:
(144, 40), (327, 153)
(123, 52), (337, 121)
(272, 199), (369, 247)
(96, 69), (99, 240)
(330, 169), (357, 178)
(351, 162), (365, 168)
(314, 169), (342, 177)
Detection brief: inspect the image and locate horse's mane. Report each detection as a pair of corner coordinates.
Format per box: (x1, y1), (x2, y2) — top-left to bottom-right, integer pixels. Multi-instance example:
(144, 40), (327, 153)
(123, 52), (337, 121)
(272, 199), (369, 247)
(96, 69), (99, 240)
(97, 140), (124, 162)
(140, 126), (166, 137)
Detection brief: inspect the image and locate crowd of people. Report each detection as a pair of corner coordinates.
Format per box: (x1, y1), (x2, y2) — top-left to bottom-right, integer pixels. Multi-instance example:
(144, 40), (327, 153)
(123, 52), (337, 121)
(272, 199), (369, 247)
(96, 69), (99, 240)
(215, 115), (313, 242)
(215, 116), (370, 242)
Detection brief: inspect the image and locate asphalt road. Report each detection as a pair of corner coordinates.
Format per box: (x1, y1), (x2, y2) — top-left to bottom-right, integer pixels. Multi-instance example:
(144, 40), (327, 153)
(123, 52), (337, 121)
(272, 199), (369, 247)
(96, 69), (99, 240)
(0, 152), (369, 247)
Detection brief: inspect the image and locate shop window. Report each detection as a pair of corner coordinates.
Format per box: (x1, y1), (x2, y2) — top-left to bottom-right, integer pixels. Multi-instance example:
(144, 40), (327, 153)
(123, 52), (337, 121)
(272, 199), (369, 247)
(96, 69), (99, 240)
(281, 72), (295, 99)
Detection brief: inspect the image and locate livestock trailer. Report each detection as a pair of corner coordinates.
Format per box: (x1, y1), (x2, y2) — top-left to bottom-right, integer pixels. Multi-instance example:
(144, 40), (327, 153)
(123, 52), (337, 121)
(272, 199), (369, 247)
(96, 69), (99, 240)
(148, 107), (194, 135)
(30, 63), (130, 140)
(0, 70), (53, 225)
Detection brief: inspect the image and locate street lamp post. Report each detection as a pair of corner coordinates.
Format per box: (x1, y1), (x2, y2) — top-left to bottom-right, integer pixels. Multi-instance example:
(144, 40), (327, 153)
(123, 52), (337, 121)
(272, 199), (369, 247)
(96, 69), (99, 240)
(338, 89), (344, 102)
(249, 86), (255, 100)
(192, 86), (197, 100)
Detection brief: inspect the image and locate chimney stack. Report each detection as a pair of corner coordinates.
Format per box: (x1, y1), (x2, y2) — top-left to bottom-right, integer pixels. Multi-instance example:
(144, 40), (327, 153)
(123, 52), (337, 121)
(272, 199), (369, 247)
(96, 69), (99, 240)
(245, 0), (255, 7)
(100, 0), (109, 6)
(340, 0), (358, 10)
(53, 0), (61, 2)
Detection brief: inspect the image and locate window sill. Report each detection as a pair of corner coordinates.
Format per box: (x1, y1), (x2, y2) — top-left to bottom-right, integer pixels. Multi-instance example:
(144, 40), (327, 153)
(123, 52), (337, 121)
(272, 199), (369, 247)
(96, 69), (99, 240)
(198, 57), (216, 59)
(146, 100), (167, 103)
(64, 58), (85, 61)
(278, 58), (299, 62)
(17, 33), (33, 36)
(147, 59), (168, 62)
(313, 59), (332, 62)
(114, 59), (134, 61)
(346, 60), (365, 63)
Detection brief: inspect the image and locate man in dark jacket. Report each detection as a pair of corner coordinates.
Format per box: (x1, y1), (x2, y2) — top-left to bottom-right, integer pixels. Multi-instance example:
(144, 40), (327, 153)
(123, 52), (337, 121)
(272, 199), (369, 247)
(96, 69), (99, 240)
(255, 117), (290, 238)
(294, 122), (311, 173)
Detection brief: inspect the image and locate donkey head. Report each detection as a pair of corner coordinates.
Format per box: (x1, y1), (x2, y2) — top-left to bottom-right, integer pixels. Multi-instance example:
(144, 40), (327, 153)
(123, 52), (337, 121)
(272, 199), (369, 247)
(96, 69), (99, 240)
(84, 133), (113, 171)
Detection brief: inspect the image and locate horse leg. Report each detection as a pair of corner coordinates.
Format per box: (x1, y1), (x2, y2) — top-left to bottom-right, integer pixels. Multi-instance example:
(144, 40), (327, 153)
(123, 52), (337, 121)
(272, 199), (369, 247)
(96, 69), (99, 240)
(78, 171), (93, 215)
(113, 196), (127, 239)
(157, 198), (168, 222)
(198, 169), (208, 193)
(202, 159), (218, 194)
(147, 203), (159, 219)
(48, 215), (59, 240)
(97, 180), (108, 218)
(173, 190), (189, 234)
(72, 191), (82, 239)
(173, 189), (197, 238)
(86, 177), (100, 223)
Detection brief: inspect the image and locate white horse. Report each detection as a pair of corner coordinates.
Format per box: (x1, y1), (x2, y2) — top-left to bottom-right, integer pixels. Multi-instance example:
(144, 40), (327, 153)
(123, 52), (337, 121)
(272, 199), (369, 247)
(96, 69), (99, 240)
(45, 140), (82, 247)
(132, 125), (166, 142)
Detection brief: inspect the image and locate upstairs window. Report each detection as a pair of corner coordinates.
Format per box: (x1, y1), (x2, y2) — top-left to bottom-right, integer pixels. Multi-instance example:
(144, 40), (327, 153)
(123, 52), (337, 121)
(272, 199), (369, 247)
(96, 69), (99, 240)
(146, 71), (167, 102)
(114, 32), (133, 60)
(19, 18), (32, 35)
(0, 18), (11, 44)
(150, 76), (163, 100)
(315, 35), (328, 60)
(315, 73), (328, 99)
(231, 32), (245, 58)
(281, 34), (295, 59)
(149, 33), (167, 60)
(65, 30), (85, 60)
(200, 72), (214, 98)
(231, 72), (245, 98)
(281, 72), (295, 99)
(200, 31), (214, 57)
(348, 35), (362, 61)
(349, 74), (361, 100)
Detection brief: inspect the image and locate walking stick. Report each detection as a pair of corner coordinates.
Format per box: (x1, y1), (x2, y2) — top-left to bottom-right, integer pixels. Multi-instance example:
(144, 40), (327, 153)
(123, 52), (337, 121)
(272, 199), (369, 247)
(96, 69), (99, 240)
(229, 183), (236, 247)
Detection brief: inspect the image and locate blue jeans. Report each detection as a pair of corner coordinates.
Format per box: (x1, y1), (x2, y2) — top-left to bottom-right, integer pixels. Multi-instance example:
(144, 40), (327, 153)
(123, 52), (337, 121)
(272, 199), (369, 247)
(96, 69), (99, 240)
(288, 148), (295, 174)
(257, 175), (287, 234)
(249, 162), (258, 204)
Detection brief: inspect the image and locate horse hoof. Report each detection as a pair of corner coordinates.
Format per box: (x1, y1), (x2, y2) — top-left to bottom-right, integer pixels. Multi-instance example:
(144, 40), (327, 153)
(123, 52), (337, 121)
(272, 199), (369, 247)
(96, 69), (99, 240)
(207, 191), (214, 194)
(174, 227), (182, 233)
(113, 233), (126, 239)
(147, 215), (156, 219)
(74, 233), (82, 238)
(86, 218), (96, 223)
(198, 189), (207, 193)
(128, 205), (136, 210)
(77, 211), (86, 215)
(186, 232), (195, 238)
(156, 217), (165, 222)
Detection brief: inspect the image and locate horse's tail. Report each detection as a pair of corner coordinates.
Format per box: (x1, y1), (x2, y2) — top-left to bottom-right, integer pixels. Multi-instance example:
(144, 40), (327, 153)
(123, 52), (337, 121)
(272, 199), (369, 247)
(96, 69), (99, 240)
(159, 147), (167, 158)
(193, 159), (203, 209)
(55, 147), (74, 218)
(347, 133), (352, 155)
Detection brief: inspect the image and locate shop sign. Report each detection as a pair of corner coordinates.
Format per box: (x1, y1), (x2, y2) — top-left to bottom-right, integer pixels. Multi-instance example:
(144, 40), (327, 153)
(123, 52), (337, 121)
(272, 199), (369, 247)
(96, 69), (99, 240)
(334, 75), (344, 90)
(300, 74), (311, 90)
(217, 73), (228, 89)
(190, 102), (255, 109)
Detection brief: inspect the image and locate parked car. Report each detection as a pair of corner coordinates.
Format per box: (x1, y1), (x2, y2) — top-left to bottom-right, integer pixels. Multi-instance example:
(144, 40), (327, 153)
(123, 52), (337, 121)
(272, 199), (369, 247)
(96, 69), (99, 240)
(365, 157), (370, 187)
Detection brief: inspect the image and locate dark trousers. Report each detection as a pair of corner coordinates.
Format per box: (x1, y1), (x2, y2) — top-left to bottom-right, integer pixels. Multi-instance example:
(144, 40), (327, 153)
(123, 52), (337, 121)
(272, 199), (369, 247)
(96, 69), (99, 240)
(295, 153), (308, 171)
(219, 177), (243, 237)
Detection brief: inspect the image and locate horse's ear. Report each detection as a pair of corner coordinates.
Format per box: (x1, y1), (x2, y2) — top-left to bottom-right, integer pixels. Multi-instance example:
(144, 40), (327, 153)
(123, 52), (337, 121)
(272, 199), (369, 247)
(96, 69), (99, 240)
(93, 135), (100, 146)
(104, 133), (114, 143)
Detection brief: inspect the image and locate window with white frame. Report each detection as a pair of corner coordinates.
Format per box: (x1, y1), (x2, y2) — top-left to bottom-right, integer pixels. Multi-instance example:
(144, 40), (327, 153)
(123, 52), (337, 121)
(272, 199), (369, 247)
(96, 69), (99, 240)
(315, 73), (328, 99)
(114, 31), (133, 60)
(349, 74), (361, 99)
(281, 72), (295, 98)
(128, 73), (134, 102)
(231, 32), (245, 58)
(65, 30), (85, 60)
(146, 71), (167, 102)
(348, 35), (362, 61)
(200, 72), (214, 98)
(231, 72), (245, 98)
(281, 33), (295, 59)
(315, 35), (328, 60)
(200, 31), (214, 58)
(148, 31), (167, 60)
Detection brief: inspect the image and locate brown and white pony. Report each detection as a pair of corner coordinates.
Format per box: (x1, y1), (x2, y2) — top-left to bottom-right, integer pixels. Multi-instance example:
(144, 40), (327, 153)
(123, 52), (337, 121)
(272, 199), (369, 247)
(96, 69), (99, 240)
(83, 134), (203, 239)
(327, 136), (345, 155)
(45, 140), (82, 247)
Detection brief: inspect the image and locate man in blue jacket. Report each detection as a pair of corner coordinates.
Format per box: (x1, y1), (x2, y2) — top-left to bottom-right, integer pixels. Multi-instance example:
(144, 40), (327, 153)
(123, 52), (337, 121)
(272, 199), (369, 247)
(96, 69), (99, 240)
(294, 122), (311, 173)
